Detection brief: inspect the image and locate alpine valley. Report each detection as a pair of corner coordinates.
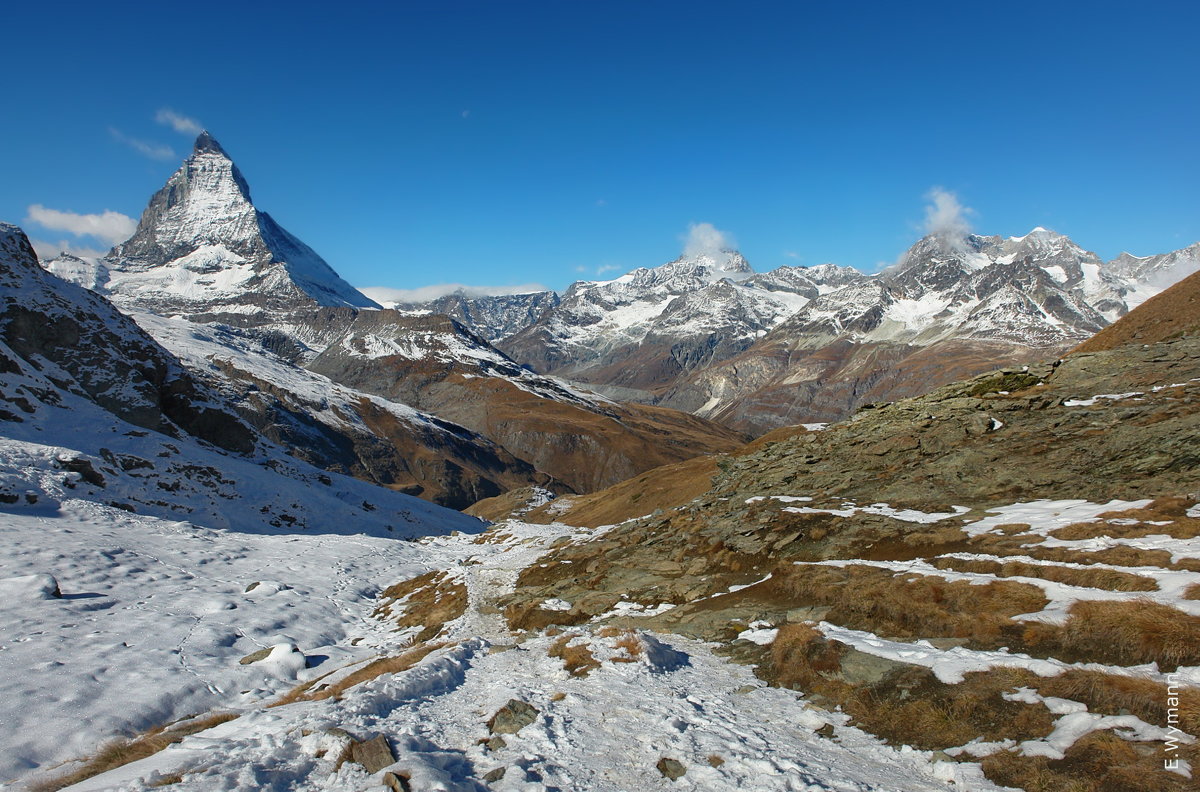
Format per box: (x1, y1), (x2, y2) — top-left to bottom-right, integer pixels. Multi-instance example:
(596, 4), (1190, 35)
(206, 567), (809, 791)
(3, 133), (1199, 792)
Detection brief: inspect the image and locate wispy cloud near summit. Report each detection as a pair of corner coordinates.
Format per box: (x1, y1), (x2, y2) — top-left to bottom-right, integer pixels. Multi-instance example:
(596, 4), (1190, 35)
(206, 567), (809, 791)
(922, 187), (974, 242)
(108, 127), (175, 160)
(155, 108), (203, 135)
(682, 222), (735, 258)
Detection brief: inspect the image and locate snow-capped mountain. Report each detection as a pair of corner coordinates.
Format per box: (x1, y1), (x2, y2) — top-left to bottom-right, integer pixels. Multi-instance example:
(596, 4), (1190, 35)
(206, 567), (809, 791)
(499, 251), (863, 396)
(47, 132), (378, 320)
(382, 289), (562, 342)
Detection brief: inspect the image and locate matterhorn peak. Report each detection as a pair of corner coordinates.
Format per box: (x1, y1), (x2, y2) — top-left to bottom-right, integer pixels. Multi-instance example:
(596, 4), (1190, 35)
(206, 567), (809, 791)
(52, 133), (380, 319)
(193, 130), (230, 157)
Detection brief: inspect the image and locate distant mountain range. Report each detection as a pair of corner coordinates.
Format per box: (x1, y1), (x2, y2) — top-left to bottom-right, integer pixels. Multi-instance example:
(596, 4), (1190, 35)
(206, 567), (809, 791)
(388, 226), (1197, 433)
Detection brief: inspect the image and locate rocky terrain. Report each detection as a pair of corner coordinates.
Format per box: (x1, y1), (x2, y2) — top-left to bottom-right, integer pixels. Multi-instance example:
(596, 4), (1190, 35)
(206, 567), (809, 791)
(11, 306), (1198, 792)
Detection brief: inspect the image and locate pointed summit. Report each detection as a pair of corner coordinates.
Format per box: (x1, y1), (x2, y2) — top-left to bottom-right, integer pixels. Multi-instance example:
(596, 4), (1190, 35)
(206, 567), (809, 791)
(56, 133), (380, 320)
(193, 130), (229, 157)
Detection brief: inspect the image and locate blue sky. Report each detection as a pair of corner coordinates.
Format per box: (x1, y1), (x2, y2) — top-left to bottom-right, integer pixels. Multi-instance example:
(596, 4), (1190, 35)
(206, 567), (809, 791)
(3, 1), (1197, 296)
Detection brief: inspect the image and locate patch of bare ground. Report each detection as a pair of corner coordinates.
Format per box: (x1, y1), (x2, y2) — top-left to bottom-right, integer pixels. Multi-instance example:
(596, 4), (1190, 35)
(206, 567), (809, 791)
(768, 564), (1047, 646)
(373, 570), (468, 642)
(29, 712), (237, 792)
(930, 557), (1159, 592)
(272, 641), (446, 706)
(1024, 599), (1200, 670)
(547, 635), (600, 677)
(981, 732), (1200, 792)
(504, 600), (590, 632)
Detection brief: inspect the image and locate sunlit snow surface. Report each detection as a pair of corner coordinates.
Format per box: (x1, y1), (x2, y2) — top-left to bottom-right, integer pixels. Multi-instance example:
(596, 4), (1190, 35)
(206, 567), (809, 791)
(1, 513), (986, 792)
(6, 492), (1200, 790)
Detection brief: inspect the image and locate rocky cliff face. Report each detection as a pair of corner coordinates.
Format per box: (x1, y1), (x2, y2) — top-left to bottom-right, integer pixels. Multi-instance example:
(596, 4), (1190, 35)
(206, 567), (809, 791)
(0, 222), (254, 452)
(388, 290), (562, 342)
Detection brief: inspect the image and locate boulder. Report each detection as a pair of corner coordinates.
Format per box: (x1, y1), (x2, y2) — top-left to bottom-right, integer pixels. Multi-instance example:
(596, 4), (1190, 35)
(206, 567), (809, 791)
(487, 699), (539, 735)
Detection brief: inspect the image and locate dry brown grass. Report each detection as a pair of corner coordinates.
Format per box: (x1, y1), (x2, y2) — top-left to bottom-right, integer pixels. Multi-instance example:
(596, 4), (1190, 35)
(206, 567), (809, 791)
(272, 642), (445, 706)
(1023, 543), (1199, 571)
(1025, 599), (1200, 670)
(1052, 498), (1200, 541)
(982, 731), (1200, 792)
(767, 624), (1055, 749)
(548, 635), (600, 677)
(148, 773), (184, 787)
(1184, 583), (1200, 600)
(373, 571), (467, 642)
(29, 712), (237, 792)
(1036, 669), (1200, 735)
(769, 564), (1047, 646)
(931, 557), (1158, 592)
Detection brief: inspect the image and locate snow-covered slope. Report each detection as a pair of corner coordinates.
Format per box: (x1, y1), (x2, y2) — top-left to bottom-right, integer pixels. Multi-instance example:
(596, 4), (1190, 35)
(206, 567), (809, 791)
(0, 222), (480, 535)
(132, 313), (551, 508)
(50, 132), (378, 320)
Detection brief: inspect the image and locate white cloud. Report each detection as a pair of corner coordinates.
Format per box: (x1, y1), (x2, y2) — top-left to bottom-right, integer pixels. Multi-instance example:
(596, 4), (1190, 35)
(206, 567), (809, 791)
(922, 187), (974, 241)
(784, 250), (801, 260)
(109, 127), (175, 160)
(155, 108), (203, 135)
(25, 204), (136, 246)
(29, 238), (107, 262)
(358, 282), (550, 304)
(682, 222), (736, 258)
(595, 264), (621, 275)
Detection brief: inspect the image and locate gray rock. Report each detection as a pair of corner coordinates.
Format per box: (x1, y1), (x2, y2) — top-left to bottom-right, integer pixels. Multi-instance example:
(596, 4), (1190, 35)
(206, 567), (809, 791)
(238, 647), (271, 665)
(786, 606), (831, 623)
(382, 771), (411, 791)
(487, 699), (539, 735)
(837, 648), (918, 687)
(656, 757), (686, 780)
(349, 734), (395, 773)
